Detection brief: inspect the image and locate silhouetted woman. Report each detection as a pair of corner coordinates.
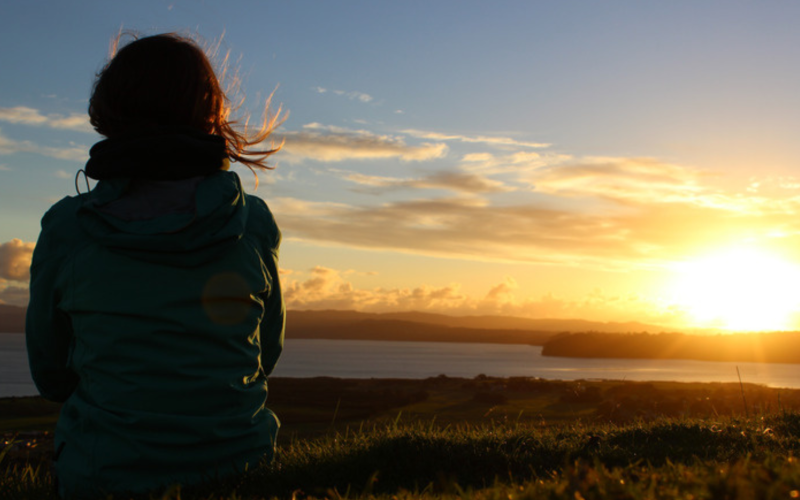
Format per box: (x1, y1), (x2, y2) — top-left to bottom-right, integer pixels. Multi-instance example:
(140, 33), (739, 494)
(26, 33), (285, 498)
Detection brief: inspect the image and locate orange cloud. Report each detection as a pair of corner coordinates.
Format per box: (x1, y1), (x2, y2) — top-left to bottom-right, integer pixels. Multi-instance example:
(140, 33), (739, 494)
(460, 150), (559, 174)
(282, 266), (685, 326)
(271, 189), (786, 269)
(0, 239), (35, 281)
(283, 266), (469, 312)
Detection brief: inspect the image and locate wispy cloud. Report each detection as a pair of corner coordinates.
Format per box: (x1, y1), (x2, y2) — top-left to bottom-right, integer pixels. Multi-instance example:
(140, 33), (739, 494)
(403, 129), (550, 149)
(0, 239), (35, 282)
(278, 123), (447, 162)
(0, 129), (88, 162)
(527, 157), (707, 204)
(335, 169), (513, 194)
(745, 175), (800, 194)
(0, 106), (93, 133)
(460, 151), (569, 174)
(314, 87), (373, 103)
(269, 185), (800, 269)
(460, 153), (773, 215)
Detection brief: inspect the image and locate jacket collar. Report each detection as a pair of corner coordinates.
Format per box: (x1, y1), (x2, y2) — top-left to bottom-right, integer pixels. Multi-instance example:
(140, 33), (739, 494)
(85, 129), (228, 181)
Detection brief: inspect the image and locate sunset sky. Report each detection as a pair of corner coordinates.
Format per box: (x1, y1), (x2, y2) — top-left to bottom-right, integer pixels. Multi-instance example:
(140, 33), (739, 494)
(3, 1), (800, 331)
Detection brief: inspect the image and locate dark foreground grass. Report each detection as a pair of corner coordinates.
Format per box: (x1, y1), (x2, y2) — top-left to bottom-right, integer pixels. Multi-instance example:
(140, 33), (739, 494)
(4, 412), (800, 500)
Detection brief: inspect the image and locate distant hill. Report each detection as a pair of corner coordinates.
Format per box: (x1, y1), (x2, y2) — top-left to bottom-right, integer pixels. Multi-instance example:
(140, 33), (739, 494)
(1, 306), (670, 345)
(288, 317), (555, 345)
(286, 310), (670, 345)
(289, 309), (668, 334)
(0, 305), (25, 333)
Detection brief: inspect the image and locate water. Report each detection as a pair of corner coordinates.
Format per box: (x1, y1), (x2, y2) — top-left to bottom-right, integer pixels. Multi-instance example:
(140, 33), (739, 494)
(275, 339), (800, 388)
(3, 335), (800, 398)
(1, 334), (35, 397)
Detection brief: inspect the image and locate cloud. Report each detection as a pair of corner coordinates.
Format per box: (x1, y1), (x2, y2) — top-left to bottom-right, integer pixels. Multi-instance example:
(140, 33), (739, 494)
(0, 129), (88, 161)
(0, 283), (28, 307)
(282, 266), (684, 325)
(0, 283), (29, 307)
(484, 276), (518, 302)
(314, 87), (373, 103)
(744, 175), (800, 194)
(335, 169), (512, 194)
(271, 195), (627, 266)
(284, 265), (469, 312)
(0, 239), (35, 282)
(460, 154), (773, 216)
(0, 106), (93, 133)
(460, 151), (569, 174)
(277, 123), (448, 162)
(526, 157), (707, 204)
(403, 129), (550, 149)
(270, 185), (797, 269)
(263, 114), (800, 273)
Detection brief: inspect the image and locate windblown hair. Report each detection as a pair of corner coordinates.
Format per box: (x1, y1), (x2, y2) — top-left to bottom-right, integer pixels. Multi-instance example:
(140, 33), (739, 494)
(89, 32), (283, 174)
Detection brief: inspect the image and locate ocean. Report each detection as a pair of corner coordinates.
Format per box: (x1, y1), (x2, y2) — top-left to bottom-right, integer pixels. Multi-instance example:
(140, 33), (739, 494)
(3, 334), (799, 398)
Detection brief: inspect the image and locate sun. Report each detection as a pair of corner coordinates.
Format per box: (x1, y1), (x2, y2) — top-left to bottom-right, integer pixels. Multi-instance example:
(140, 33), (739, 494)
(669, 246), (800, 331)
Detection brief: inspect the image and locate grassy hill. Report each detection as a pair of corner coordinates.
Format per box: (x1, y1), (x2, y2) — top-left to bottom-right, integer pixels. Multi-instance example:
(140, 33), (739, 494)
(5, 412), (800, 499)
(4, 376), (800, 499)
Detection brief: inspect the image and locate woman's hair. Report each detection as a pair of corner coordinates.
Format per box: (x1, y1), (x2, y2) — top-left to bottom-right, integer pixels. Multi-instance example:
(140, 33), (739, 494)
(89, 33), (283, 173)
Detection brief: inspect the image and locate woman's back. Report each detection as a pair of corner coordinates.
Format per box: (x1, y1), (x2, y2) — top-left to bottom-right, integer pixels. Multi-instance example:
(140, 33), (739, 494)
(25, 33), (285, 498)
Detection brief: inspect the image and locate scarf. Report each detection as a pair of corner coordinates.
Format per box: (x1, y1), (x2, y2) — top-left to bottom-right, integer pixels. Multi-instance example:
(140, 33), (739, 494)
(85, 129), (229, 181)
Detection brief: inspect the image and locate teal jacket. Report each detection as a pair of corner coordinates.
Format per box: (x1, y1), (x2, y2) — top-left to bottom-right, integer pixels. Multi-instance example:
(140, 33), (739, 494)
(26, 170), (284, 498)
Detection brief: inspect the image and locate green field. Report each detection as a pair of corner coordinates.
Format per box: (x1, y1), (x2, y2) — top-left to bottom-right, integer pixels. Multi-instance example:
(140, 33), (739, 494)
(4, 376), (800, 499)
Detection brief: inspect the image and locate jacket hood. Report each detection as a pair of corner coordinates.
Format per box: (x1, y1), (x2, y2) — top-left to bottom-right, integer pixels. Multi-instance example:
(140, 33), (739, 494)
(78, 171), (248, 267)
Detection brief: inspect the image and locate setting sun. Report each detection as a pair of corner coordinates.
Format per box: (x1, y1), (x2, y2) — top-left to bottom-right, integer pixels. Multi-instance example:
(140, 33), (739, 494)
(670, 246), (800, 331)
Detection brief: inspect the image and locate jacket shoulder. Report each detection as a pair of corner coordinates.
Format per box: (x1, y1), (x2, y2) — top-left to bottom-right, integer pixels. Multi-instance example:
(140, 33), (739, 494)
(43, 195), (83, 221)
(39, 195), (88, 248)
(244, 194), (281, 250)
(33, 195), (94, 265)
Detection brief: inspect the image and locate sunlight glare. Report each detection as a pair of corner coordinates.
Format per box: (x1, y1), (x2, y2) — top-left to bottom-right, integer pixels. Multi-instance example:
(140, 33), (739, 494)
(670, 246), (800, 331)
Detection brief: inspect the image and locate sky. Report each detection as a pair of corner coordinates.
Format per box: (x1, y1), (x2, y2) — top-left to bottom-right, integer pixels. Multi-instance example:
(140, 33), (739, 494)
(3, 1), (800, 330)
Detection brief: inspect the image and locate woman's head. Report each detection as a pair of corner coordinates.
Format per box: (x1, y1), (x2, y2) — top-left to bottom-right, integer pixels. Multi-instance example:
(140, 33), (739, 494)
(89, 33), (282, 173)
(89, 34), (224, 137)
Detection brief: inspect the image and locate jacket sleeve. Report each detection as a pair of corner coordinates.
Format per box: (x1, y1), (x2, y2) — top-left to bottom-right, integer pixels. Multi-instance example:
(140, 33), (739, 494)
(255, 201), (284, 376)
(259, 229), (284, 377)
(26, 208), (79, 402)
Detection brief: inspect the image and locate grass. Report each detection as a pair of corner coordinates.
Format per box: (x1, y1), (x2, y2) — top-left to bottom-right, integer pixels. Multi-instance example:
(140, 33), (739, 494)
(5, 376), (800, 499)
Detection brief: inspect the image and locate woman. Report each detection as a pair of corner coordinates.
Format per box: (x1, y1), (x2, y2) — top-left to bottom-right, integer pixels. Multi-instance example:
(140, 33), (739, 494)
(26, 33), (285, 498)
